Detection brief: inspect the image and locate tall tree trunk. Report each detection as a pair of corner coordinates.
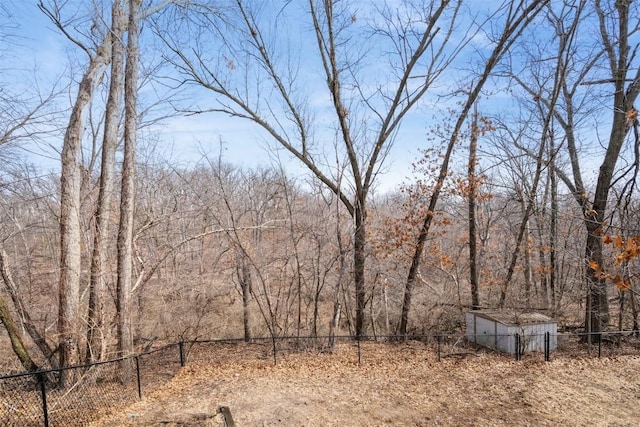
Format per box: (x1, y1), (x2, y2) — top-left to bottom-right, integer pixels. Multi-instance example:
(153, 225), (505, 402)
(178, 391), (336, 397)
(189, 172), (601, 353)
(58, 80), (86, 383)
(534, 172), (549, 307)
(312, 254), (322, 338)
(117, 0), (140, 377)
(353, 201), (366, 337)
(549, 131), (558, 314)
(86, 0), (125, 363)
(584, 222), (610, 337)
(238, 256), (252, 342)
(58, 36), (111, 388)
(329, 197), (347, 348)
(281, 178), (304, 338)
(585, 0), (640, 337)
(468, 108), (480, 310)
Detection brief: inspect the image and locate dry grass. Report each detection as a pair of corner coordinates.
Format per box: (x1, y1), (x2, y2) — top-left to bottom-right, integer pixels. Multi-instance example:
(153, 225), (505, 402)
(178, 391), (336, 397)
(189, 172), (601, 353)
(90, 342), (640, 426)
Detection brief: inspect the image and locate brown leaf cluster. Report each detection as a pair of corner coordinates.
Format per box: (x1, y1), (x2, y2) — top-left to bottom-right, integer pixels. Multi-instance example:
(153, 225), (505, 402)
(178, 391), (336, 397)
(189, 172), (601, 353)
(591, 235), (640, 291)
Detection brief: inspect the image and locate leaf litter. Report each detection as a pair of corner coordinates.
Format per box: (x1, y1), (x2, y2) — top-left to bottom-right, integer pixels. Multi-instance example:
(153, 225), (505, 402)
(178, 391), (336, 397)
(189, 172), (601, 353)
(91, 342), (640, 426)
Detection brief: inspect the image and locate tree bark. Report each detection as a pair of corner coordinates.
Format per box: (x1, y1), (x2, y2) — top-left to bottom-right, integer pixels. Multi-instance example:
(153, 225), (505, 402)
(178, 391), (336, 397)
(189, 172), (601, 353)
(87, 0), (125, 363)
(329, 194), (347, 348)
(353, 201), (366, 337)
(549, 132), (558, 313)
(57, 34), (111, 388)
(117, 0), (140, 377)
(521, 191), (533, 308)
(468, 108), (480, 310)
(238, 256), (252, 342)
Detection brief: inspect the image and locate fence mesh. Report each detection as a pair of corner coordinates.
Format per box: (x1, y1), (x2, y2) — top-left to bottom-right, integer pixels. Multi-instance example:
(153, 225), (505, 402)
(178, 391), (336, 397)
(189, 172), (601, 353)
(137, 343), (183, 395)
(0, 373), (46, 427)
(0, 362), (138, 427)
(45, 363), (138, 426)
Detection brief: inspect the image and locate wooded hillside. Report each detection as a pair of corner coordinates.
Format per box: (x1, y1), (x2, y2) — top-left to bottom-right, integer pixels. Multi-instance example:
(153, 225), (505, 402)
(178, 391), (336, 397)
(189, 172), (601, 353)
(1, 0), (639, 382)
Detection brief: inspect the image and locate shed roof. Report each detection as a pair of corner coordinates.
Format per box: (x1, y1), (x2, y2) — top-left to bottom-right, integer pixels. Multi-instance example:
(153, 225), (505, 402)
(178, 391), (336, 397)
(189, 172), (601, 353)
(469, 310), (556, 325)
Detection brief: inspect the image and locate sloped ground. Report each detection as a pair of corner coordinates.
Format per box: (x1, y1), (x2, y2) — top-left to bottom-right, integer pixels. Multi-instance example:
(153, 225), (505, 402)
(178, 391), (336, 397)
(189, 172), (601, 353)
(91, 342), (640, 426)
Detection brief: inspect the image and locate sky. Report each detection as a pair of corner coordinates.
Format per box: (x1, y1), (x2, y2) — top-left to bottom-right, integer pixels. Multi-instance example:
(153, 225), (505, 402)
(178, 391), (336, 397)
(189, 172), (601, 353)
(2, 1), (613, 196)
(3, 1), (496, 194)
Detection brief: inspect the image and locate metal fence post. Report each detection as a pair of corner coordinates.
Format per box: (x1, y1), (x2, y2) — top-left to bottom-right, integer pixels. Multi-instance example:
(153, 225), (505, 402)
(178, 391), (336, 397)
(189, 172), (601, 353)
(37, 372), (49, 427)
(515, 334), (521, 361)
(437, 334), (442, 362)
(135, 356), (142, 399)
(272, 336), (277, 366)
(598, 335), (602, 358)
(179, 341), (185, 367)
(357, 336), (361, 366)
(544, 332), (550, 362)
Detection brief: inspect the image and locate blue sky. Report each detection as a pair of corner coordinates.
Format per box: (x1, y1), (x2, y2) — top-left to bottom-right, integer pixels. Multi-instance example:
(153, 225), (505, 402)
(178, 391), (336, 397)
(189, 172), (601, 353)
(4, 1), (608, 196)
(5, 0), (468, 193)
(2, 1), (472, 194)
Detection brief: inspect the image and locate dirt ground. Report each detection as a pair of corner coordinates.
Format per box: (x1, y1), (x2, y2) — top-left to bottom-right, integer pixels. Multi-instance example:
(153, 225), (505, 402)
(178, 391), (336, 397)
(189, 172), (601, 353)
(89, 342), (640, 427)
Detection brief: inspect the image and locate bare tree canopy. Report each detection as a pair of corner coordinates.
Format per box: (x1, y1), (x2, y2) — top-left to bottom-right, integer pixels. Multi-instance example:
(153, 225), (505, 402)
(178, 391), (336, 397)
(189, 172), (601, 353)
(153, 0), (551, 336)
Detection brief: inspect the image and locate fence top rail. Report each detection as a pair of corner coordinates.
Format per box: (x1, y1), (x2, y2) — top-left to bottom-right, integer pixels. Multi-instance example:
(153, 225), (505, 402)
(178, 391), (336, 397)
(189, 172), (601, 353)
(3, 330), (640, 380)
(0, 353), (141, 381)
(190, 334), (364, 344)
(0, 344), (177, 381)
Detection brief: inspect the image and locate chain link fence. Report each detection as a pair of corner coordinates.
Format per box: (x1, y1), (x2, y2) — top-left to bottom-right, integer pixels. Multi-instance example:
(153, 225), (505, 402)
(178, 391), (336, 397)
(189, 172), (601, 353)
(2, 331), (640, 426)
(0, 360), (136, 427)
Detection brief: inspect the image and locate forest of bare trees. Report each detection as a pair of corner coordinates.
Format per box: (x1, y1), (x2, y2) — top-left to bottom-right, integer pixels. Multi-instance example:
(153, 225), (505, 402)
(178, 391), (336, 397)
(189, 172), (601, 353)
(1, 0), (639, 386)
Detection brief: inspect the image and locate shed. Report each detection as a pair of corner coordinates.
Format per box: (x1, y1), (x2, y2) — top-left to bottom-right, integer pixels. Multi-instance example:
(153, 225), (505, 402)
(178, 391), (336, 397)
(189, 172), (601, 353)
(465, 310), (557, 354)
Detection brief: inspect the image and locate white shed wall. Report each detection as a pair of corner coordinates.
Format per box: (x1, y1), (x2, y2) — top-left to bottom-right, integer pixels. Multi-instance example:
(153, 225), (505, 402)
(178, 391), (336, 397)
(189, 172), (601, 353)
(466, 311), (557, 354)
(497, 322), (513, 353)
(519, 322), (558, 352)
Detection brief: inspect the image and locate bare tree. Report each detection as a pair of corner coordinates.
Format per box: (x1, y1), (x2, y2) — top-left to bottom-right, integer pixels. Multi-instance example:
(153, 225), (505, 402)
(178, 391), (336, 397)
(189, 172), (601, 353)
(399, 0), (549, 336)
(39, 0), (113, 385)
(40, 0), (173, 381)
(503, 0), (640, 336)
(116, 0), (141, 376)
(236, 251), (253, 341)
(581, 0), (640, 336)
(468, 108), (481, 309)
(86, 0), (126, 363)
(154, 0), (493, 336)
(0, 298), (39, 371)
